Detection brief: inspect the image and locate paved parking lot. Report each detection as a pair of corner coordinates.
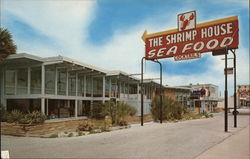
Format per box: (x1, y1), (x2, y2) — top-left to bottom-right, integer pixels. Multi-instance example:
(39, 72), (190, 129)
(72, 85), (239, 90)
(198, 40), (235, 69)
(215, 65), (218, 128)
(1, 113), (249, 159)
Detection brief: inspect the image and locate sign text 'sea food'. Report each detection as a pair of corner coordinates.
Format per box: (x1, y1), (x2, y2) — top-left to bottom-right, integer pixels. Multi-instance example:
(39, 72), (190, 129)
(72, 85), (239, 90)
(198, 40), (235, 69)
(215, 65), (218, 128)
(142, 16), (238, 60)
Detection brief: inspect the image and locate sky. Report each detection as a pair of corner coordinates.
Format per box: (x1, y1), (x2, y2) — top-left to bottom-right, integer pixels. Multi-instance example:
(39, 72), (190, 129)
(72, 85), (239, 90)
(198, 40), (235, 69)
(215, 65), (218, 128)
(1, 0), (249, 97)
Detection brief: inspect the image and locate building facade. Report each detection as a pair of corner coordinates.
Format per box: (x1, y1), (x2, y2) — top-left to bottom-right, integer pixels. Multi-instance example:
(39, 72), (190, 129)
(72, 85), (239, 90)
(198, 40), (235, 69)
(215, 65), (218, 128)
(237, 85), (250, 107)
(181, 84), (219, 113)
(0, 53), (158, 119)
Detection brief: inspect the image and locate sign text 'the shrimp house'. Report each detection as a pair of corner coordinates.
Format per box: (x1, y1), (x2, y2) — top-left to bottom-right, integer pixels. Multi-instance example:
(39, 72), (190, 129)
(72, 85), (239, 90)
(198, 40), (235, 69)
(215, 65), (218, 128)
(141, 11), (239, 61)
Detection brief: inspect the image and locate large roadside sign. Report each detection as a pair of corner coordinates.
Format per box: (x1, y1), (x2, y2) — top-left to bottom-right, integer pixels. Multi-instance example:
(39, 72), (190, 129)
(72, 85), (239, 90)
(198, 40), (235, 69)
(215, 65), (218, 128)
(142, 11), (239, 60)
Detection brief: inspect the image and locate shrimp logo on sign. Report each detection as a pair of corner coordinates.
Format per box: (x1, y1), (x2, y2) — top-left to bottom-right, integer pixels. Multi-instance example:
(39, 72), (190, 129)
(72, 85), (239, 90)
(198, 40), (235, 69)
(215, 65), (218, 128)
(178, 11), (196, 31)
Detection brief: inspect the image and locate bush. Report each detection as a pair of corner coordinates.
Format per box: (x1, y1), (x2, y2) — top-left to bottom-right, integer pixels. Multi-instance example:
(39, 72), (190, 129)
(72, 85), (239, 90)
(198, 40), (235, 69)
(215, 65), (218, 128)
(78, 120), (94, 131)
(92, 102), (106, 119)
(151, 96), (187, 121)
(128, 105), (137, 116)
(6, 109), (24, 123)
(101, 101), (136, 125)
(22, 111), (47, 124)
(6, 110), (46, 125)
(68, 133), (73, 137)
(49, 134), (58, 138)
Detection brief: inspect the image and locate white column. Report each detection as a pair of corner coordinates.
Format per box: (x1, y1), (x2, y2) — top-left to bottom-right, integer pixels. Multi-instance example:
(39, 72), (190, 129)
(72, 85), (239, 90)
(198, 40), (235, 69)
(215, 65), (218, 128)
(41, 98), (45, 114)
(75, 99), (78, 118)
(55, 68), (58, 95)
(119, 80), (121, 99)
(41, 65), (45, 95)
(127, 82), (129, 99)
(66, 70), (69, 96)
(84, 75), (86, 97)
(14, 70), (17, 95)
(109, 78), (111, 98)
(76, 72), (78, 96)
(102, 76), (105, 103)
(27, 67), (31, 94)
(46, 98), (49, 116)
(91, 77), (93, 98)
(41, 65), (45, 114)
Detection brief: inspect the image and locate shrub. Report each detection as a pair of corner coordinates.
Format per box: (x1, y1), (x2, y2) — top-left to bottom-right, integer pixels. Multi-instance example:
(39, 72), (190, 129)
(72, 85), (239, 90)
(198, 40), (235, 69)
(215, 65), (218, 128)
(92, 102), (106, 119)
(78, 131), (84, 136)
(78, 120), (94, 131)
(6, 109), (24, 123)
(101, 101), (136, 125)
(128, 105), (137, 116)
(6, 110), (46, 125)
(68, 133), (73, 137)
(100, 118), (112, 132)
(151, 96), (187, 121)
(49, 134), (58, 138)
(21, 111), (47, 124)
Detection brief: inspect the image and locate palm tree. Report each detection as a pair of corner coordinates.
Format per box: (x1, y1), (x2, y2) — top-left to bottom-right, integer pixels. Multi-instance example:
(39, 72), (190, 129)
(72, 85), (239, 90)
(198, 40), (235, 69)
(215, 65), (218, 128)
(0, 28), (17, 62)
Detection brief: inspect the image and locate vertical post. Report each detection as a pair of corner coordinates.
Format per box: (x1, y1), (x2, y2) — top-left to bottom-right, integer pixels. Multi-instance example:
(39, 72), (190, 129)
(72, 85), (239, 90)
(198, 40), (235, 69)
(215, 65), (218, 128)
(76, 72), (78, 96)
(46, 98), (49, 116)
(41, 65), (45, 114)
(159, 61), (163, 123)
(232, 50), (237, 128)
(14, 70), (17, 95)
(66, 70), (68, 96)
(55, 68), (58, 95)
(141, 57), (145, 126)
(224, 48), (228, 132)
(28, 67), (31, 94)
(41, 98), (45, 114)
(102, 76), (105, 103)
(75, 99), (78, 118)
(41, 65), (45, 95)
(84, 75), (86, 97)
(109, 78), (111, 98)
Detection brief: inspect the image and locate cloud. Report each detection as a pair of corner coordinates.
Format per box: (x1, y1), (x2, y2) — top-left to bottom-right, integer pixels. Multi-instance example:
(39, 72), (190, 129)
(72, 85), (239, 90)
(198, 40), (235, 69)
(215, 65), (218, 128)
(2, 0), (249, 97)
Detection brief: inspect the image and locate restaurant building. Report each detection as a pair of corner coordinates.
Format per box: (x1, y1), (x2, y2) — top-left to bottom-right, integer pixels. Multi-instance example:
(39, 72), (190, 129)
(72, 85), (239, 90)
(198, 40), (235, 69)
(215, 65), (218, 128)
(0, 53), (159, 119)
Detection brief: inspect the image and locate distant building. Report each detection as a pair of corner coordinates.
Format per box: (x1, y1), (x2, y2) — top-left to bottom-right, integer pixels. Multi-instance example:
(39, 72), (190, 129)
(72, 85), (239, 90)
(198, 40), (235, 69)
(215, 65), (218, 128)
(180, 83), (219, 113)
(237, 85), (250, 107)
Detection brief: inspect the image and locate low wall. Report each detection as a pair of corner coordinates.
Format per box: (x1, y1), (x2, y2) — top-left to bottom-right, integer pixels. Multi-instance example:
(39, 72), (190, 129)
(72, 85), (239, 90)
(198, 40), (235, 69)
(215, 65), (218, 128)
(1, 117), (89, 136)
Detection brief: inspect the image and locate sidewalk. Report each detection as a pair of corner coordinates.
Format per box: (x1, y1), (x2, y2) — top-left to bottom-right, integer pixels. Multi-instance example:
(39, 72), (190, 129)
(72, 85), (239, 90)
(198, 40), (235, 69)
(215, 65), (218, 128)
(196, 126), (250, 159)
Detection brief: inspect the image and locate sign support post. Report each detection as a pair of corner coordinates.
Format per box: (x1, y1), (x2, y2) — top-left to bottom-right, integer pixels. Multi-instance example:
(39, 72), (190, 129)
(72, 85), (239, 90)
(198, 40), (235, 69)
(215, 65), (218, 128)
(231, 49), (237, 128)
(224, 47), (228, 132)
(141, 57), (145, 126)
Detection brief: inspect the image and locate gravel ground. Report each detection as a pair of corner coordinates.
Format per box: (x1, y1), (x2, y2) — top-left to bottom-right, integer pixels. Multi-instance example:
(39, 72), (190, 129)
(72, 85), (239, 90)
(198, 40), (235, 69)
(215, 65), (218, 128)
(1, 113), (249, 159)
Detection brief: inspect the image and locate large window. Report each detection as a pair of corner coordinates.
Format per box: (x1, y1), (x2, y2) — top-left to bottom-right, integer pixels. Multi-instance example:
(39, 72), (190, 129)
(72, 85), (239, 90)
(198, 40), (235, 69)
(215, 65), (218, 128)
(93, 77), (103, 97)
(45, 66), (56, 94)
(78, 75), (84, 96)
(17, 68), (28, 94)
(31, 67), (41, 94)
(57, 69), (66, 95)
(68, 72), (76, 96)
(5, 70), (15, 95)
(105, 78), (110, 97)
(86, 76), (92, 97)
(111, 79), (117, 97)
